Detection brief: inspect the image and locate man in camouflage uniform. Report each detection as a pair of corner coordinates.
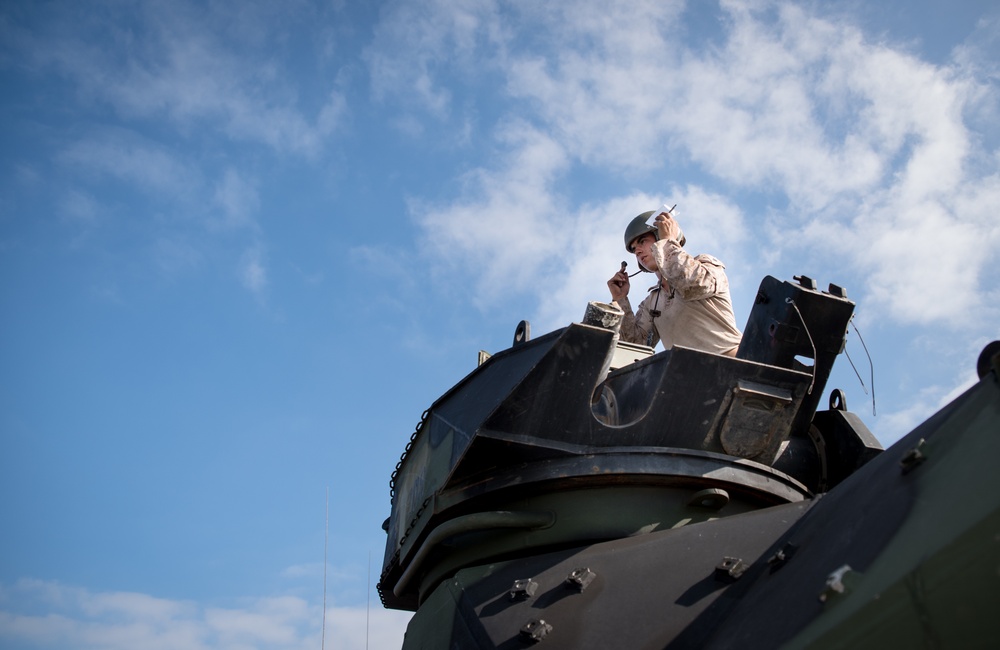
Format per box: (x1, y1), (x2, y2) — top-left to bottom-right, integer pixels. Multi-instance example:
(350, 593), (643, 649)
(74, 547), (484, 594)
(607, 209), (742, 356)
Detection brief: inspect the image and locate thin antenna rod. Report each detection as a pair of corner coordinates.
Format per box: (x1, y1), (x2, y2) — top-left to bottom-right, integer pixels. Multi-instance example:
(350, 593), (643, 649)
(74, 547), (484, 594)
(322, 487), (328, 650)
(851, 319), (877, 416)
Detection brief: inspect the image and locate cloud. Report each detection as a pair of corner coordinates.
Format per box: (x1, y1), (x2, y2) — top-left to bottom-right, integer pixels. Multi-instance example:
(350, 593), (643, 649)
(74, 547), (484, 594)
(951, 11), (1000, 98)
(0, 579), (412, 650)
(531, 187), (750, 335)
(280, 563), (325, 579)
(368, 0), (1000, 445)
(4, 2), (351, 299)
(211, 168), (261, 232)
(58, 189), (102, 227)
(377, 0), (999, 333)
(413, 119), (571, 311)
(877, 369), (978, 446)
(364, 0), (505, 119)
(57, 129), (201, 199)
(7, 1), (343, 156)
(240, 246), (269, 298)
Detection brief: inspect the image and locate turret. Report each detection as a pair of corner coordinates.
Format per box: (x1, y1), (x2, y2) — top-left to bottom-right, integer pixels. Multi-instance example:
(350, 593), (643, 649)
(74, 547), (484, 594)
(377, 275), (881, 611)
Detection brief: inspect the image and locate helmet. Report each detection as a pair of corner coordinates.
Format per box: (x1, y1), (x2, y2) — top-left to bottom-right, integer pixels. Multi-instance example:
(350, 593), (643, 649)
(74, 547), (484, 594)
(623, 211), (687, 253)
(624, 212), (658, 252)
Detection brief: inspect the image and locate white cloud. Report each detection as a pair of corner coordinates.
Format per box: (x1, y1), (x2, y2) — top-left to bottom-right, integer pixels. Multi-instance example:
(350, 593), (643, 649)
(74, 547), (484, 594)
(877, 370), (978, 446)
(58, 189), (102, 227)
(205, 597), (310, 648)
(0, 579), (412, 650)
(377, 0), (999, 334)
(280, 563), (325, 579)
(14, 1), (342, 157)
(358, 0), (1000, 444)
(413, 119), (571, 310)
(364, 0), (505, 118)
(8, 1), (349, 300)
(58, 130), (201, 199)
(212, 169), (261, 232)
(530, 187), (750, 334)
(240, 246), (269, 298)
(502, 2), (687, 170)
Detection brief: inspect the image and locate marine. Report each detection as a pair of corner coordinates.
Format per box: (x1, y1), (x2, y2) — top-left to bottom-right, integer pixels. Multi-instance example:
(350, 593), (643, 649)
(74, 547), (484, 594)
(607, 208), (742, 356)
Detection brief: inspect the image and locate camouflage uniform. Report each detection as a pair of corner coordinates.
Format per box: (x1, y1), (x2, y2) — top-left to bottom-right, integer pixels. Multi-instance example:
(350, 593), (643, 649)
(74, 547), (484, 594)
(617, 238), (743, 355)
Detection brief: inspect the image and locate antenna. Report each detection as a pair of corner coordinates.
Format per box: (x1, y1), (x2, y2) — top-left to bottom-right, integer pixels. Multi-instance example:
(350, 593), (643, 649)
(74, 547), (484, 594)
(851, 318), (876, 416)
(322, 487), (328, 650)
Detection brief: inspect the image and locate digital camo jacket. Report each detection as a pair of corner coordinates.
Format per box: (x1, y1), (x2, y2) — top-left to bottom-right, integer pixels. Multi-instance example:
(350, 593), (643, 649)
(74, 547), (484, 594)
(616, 238), (743, 355)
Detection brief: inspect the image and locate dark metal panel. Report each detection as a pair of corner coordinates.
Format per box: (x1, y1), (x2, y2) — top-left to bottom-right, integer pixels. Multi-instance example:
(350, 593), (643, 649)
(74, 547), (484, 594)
(736, 275), (856, 436)
(486, 343), (813, 457)
(404, 502), (811, 649)
(385, 328), (587, 572)
(676, 371), (998, 648)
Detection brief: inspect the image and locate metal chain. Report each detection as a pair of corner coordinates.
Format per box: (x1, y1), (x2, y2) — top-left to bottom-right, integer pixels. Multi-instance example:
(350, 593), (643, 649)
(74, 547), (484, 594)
(388, 409), (430, 504)
(376, 494), (432, 608)
(379, 408), (433, 607)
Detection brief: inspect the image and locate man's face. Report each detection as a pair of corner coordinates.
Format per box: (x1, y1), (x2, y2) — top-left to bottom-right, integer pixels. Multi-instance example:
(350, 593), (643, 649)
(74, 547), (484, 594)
(630, 233), (658, 271)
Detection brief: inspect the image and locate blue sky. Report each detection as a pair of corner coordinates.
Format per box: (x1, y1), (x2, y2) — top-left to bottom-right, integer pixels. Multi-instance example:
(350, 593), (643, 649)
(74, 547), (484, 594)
(1, 1), (998, 648)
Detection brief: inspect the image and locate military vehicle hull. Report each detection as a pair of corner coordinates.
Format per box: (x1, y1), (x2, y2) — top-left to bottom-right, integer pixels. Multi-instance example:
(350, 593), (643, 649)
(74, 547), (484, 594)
(378, 276), (1000, 648)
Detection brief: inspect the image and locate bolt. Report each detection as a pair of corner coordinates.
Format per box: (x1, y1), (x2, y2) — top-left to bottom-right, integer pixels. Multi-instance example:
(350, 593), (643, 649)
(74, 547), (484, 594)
(714, 557), (748, 582)
(565, 567), (596, 592)
(509, 578), (538, 601)
(900, 438), (927, 474)
(520, 619), (552, 643)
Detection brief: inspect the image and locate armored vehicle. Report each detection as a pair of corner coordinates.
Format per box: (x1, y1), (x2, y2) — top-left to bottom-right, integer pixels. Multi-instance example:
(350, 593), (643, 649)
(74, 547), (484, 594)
(377, 274), (1000, 648)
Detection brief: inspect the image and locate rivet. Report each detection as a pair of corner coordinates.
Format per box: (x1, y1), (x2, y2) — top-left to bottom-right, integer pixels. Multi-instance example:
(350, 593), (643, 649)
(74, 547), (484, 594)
(714, 557), (748, 582)
(819, 564), (854, 602)
(509, 578), (538, 601)
(565, 567), (596, 591)
(900, 438), (927, 474)
(520, 619), (552, 643)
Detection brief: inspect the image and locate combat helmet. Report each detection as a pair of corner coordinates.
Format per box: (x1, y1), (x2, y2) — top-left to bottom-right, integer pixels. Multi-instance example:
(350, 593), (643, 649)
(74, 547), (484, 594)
(624, 211), (686, 253)
(624, 212), (658, 253)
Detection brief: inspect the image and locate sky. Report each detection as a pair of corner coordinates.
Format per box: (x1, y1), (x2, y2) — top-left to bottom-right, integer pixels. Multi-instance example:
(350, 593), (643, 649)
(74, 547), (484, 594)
(1, 0), (998, 648)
